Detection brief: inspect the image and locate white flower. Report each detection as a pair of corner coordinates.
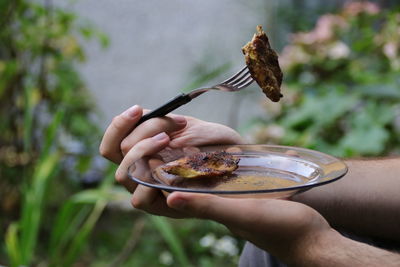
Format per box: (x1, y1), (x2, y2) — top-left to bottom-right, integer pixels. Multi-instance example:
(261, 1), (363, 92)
(327, 41), (350, 59)
(199, 233), (217, 248)
(213, 235), (239, 256)
(159, 251), (173, 265)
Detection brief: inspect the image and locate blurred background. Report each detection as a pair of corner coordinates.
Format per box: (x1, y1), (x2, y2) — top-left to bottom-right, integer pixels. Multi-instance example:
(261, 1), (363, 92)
(1, 0), (400, 266)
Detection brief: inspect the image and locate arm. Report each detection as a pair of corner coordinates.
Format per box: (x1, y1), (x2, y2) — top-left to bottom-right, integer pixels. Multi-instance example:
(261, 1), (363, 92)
(101, 112), (400, 265)
(296, 227), (400, 267)
(166, 192), (400, 267)
(293, 158), (400, 241)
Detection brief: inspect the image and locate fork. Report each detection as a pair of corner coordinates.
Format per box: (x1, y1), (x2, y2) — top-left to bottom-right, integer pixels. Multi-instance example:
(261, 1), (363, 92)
(137, 66), (254, 125)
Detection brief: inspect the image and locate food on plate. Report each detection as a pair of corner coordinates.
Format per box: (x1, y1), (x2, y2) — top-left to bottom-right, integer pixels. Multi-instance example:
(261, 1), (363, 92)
(242, 25), (283, 102)
(160, 151), (240, 179)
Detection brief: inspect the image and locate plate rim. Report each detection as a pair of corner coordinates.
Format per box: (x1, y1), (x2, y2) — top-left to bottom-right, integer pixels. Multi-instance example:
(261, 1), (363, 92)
(128, 144), (348, 195)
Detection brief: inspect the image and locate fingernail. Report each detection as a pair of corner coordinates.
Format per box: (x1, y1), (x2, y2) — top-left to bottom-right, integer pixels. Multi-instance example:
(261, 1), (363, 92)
(152, 132), (168, 141)
(123, 105), (140, 118)
(171, 115), (186, 124)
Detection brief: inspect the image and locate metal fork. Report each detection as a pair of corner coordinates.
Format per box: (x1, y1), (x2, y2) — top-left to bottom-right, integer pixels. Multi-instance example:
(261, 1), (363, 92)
(137, 66), (254, 125)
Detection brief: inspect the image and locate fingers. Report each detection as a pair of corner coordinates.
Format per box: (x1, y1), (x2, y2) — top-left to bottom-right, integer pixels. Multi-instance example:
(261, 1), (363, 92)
(168, 119), (244, 148)
(100, 105), (187, 164)
(166, 193), (332, 263)
(167, 192), (328, 239)
(166, 192), (302, 231)
(120, 114), (187, 156)
(100, 105), (143, 163)
(115, 132), (170, 192)
(131, 185), (184, 218)
(167, 192), (263, 227)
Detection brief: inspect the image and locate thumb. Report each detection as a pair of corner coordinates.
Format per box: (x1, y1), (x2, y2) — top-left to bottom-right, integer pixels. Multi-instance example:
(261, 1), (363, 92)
(166, 192), (263, 227)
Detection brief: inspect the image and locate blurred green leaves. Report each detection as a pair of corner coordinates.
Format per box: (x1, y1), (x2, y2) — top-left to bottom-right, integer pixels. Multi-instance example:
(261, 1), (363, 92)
(252, 2), (400, 158)
(339, 102), (394, 155)
(150, 216), (191, 267)
(0, 0), (111, 266)
(0, 1), (243, 266)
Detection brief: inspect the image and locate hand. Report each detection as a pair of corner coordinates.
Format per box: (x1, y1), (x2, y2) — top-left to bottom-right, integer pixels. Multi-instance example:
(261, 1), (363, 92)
(99, 105), (244, 217)
(166, 192), (333, 264)
(166, 191), (400, 266)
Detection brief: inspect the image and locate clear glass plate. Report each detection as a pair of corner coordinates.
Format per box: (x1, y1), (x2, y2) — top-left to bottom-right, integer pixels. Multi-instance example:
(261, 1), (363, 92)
(128, 145), (347, 198)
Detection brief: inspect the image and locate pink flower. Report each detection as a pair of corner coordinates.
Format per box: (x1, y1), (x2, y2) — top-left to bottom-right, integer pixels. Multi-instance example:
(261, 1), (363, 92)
(383, 42), (397, 59)
(343, 1), (380, 17)
(293, 14), (347, 44)
(280, 45), (311, 70)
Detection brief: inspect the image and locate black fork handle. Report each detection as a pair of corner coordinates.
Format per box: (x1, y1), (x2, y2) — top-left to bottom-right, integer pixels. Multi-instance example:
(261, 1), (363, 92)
(136, 93), (192, 125)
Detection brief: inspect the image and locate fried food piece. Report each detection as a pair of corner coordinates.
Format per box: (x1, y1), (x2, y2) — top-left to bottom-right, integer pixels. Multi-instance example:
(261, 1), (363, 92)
(161, 151), (240, 178)
(242, 25), (283, 102)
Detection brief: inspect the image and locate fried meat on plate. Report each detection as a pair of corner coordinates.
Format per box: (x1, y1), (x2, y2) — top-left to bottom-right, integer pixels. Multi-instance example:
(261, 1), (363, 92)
(242, 25), (283, 102)
(161, 151), (240, 179)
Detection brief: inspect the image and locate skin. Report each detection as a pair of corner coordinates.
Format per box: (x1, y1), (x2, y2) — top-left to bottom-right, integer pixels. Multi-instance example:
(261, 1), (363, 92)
(100, 105), (400, 266)
(99, 105), (243, 217)
(292, 158), (400, 241)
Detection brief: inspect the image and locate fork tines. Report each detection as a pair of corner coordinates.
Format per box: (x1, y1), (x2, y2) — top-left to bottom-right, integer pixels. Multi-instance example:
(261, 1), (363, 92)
(222, 66), (253, 89)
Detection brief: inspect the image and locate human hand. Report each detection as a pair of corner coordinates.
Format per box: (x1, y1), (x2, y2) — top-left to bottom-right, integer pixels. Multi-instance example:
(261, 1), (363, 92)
(167, 192), (333, 264)
(99, 105), (244, 217)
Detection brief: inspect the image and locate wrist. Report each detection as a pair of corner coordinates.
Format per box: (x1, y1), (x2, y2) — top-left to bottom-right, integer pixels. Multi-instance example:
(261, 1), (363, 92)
(288, 228), (343, 266)
(290, 228), (400, 266)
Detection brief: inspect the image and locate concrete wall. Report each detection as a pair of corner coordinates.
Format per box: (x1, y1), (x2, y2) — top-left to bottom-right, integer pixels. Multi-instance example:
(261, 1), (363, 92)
(74, 0), (273, 132)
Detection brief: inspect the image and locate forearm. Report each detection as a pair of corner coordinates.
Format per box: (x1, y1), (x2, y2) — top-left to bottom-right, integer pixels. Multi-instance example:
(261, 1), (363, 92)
(291, 229), (400, 267)
(293, 158), (400, 240)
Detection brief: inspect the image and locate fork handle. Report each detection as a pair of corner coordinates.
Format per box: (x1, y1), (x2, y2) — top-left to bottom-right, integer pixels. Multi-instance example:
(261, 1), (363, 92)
(136, 93), (192, 125)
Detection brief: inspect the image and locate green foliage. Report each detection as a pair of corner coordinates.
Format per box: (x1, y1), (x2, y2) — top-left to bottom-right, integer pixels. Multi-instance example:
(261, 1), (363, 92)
(0, 1), (242, 266)
(85, 213), (241, 267)
(9, 1), (400, 266)
(149, 216), (191, 266)
(0, 0), (112, 265)
(251, 2), (400, 158)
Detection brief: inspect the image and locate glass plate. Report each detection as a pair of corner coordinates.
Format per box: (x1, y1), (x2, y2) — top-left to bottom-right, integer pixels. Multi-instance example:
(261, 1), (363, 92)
(128, 145), (347, 198)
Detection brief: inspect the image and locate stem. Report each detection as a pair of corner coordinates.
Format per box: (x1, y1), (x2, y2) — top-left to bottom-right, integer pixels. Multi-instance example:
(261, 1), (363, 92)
(0, 0), (19, 30)
(108, 217), (146, 267)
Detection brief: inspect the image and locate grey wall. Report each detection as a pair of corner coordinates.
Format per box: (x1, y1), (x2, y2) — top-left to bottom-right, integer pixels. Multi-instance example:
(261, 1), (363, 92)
(73, 0), (274, 132)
